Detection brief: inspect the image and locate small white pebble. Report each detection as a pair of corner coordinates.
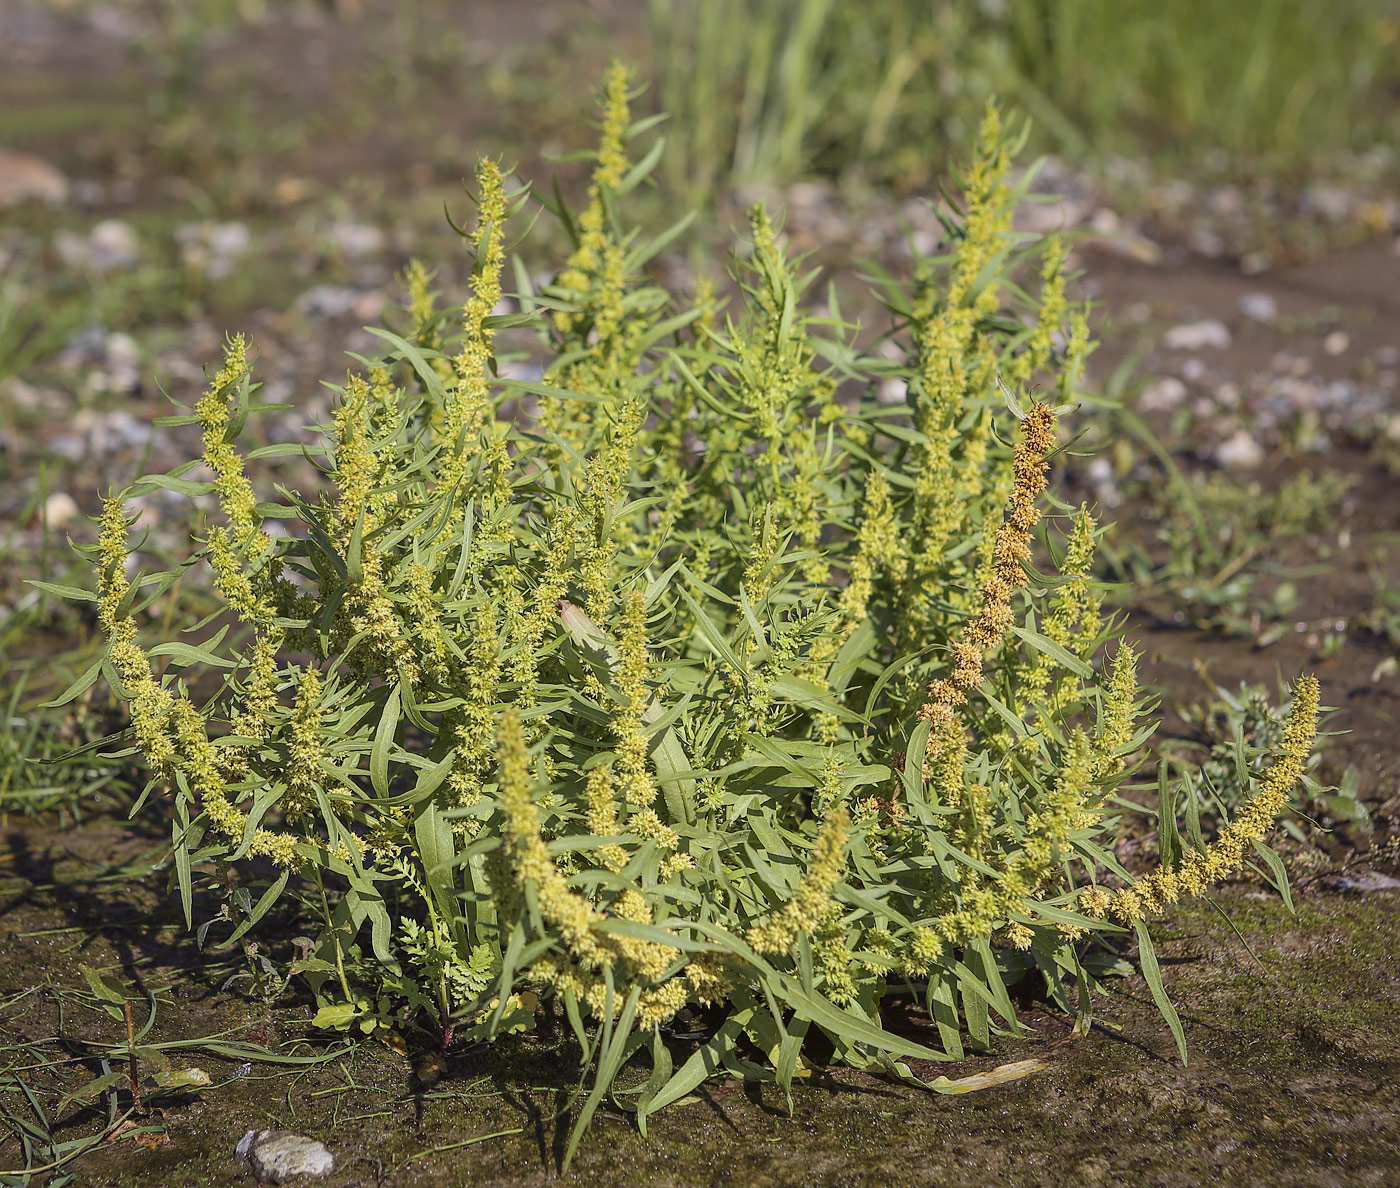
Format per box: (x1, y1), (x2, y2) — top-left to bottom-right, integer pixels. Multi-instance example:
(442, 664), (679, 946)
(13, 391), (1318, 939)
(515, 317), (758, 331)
(1239, 292), (1278, 323)
(42, 491), (80, 527)
(1164, 319), (1231, 351)
(1139, 376), (1187, 411)
(1214, 428), (1264, 471)
(237, 1130), (334, 1184)
(1323, 330), (1350, 356)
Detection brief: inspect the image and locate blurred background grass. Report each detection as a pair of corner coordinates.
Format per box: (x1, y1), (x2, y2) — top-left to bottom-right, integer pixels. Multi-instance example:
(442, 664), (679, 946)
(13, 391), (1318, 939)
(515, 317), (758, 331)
(8, 0), (1398, 206)
(650, 0), (1400, 200)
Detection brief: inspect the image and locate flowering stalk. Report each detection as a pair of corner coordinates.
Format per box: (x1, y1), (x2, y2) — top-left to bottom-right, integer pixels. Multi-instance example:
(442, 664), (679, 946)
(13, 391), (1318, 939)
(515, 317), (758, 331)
(918, 401), (1058, 738)
(442, 158), (509, 494)
(1080, 676), (1320, 924)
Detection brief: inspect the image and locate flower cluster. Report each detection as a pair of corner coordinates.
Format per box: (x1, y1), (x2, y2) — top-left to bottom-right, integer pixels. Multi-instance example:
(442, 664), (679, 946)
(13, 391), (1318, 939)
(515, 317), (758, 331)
(1081, 675), (1320, 923)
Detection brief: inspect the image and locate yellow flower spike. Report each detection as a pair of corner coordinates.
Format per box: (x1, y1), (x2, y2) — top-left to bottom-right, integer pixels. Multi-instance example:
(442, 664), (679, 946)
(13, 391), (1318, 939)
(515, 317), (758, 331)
(242, 631), (282, 725)
(247, 829), (304, 871)
(635, 979), (689, 1029)
(329, 375), (418, 683)
(576, 397), (646, 620)
(952, 101), (1014, 317)
(613, 590), (659, 810)
(902, 926), (945, 974)
(585, 766), (629, 874)
(331, 375), (376, 544)
(553, 60), (632, 342)
(1081, 676), (1320, 924)
(446, 602), (502, 806)
(746, 805), (851, 957)
(196, 334), (257, 543)
(1060, 308), (1093, 401)
(194, 335), (286, 628)
(404, 258), (439, 349)
(97, 498), (247, 840)
(440, 158), (509, 498)
(1005, 237), (1069, 387)
(399, 562), (450, 685)
(1000, 506), (1101, 744)
(685, 955), (738, 1007)
(1005, 923), (1034, 951)
(899, 107), (1023, 644)
(496, 711), (678, 984)
(1092, 643), (1140, 775)
(812, 907), (858, 1005)
(285, 666), (326, 815)
(837, 470), (902, 632)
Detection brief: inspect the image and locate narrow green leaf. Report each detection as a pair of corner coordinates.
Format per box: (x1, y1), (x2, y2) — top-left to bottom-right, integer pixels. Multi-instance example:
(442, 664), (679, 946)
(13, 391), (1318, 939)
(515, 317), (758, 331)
(1134, 920), (1187, 1064)
(371, 687), (401, 799)
(1010, 625), (1095, 678)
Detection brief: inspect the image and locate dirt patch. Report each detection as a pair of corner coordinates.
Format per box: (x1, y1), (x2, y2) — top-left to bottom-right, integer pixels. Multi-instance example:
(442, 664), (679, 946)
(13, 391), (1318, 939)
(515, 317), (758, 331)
(1, 858), (1393, 1187)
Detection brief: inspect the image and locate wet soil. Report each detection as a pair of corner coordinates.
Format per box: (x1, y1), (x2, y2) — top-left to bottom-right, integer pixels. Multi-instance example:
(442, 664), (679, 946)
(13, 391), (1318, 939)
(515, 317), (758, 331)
(2, 828), (1396, 1187)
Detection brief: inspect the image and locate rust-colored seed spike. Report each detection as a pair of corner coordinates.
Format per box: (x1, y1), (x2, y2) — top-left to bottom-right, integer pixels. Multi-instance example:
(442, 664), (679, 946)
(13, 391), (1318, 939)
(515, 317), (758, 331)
(918, 402), (1058, 736)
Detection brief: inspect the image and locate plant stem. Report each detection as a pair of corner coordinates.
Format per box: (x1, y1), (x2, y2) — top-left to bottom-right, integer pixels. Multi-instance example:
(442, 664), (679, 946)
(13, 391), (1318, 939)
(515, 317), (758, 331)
(124, 999), (142, 1112)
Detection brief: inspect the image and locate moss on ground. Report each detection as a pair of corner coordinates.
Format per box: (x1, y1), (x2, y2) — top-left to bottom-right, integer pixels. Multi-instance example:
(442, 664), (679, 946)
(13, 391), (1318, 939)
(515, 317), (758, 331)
(2, 835), (1391, 1187)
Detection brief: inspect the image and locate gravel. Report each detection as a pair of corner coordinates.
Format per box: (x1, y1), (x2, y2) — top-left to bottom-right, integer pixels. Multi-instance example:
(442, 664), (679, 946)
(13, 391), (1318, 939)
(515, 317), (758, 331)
(53, 219), (139, 272)
(0, 148), (69, 206)
(1239, 292), (1279, 323)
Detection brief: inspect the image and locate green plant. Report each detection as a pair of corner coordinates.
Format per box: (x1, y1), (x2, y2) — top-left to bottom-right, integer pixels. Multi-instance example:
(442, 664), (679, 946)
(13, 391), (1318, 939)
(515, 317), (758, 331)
(1173, 672), (1368, 844)
(1104, 432), (1354, 640)
(1358, 542), (1400, 681)
(1002, 0), (1400, 170)
(52, 70), (1320, 1166)
(0, 676), (125, 821)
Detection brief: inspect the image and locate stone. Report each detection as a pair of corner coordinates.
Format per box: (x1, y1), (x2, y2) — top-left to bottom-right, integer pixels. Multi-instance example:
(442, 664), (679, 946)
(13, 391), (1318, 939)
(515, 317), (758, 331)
(1139, 376), (1187, 412)
(1214, 428), (1264, 471)
(325, 221), (385, 258)
(294, 284), (383, 320)
(1188, 225), (1225, 258)
(1333, 871), (1400, 893)
(1084, 209), (1163, 264)
(54, 219), (139, 271)
(1086, 457), (1120, 507)
(877, 377), (908, 405)
(1239, 292), (1278, 323)
(236, 1130), (334, 1183)
(42, 492), (81, 528)
(176, 221), (251, 279)
(1164, 319), (1231, 351)
(0, 148), (69, 206)
(1323, 330), (1350, 356)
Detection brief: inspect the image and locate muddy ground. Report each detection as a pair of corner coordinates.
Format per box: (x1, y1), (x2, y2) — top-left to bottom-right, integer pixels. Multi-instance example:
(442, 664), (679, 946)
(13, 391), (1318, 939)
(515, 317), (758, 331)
(1, 3), (1398, 1185)
(2, 826), (1396, 1187)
